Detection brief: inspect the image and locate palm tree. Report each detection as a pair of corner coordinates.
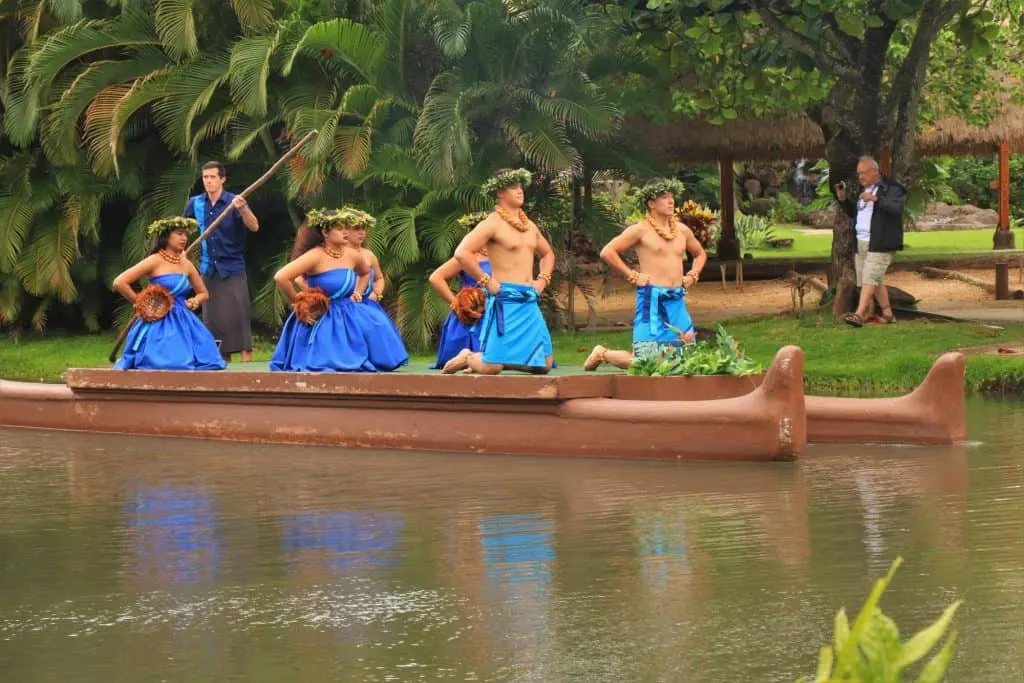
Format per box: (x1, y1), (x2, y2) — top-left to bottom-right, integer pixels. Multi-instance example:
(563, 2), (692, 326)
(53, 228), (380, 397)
(0, 0), (288, 330)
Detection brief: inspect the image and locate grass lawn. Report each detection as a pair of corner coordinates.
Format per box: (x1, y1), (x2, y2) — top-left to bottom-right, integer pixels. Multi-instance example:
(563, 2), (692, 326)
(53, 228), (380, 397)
(745, 225), (1002, 261)
(3, 315), (1022, 395)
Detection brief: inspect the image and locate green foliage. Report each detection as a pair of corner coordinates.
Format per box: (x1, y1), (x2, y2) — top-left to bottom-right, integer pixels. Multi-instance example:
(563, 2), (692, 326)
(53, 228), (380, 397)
(771, 192), (804, 224)
(735, 212), (775, 251)
(674, 163), (720, 209)
(944, 154), (1024, 220)
(0, 0), (668, 341)
(797, 557), (960, 683)
(626, 325), (762, 377)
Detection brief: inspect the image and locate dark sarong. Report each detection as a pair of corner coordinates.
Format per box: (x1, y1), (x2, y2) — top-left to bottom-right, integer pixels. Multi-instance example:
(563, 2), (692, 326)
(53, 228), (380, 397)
(202, 272), (252, 354)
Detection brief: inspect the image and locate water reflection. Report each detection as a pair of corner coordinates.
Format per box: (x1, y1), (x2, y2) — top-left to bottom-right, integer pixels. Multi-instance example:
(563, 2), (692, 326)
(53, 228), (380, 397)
(281, 510), (404, 572)
(126, 486), (220, 587)
(0, 400), (1018, 682)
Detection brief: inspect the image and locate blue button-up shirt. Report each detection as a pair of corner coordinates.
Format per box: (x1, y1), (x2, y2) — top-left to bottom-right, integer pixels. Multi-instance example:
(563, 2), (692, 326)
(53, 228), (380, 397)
(182, 191), (247, 278)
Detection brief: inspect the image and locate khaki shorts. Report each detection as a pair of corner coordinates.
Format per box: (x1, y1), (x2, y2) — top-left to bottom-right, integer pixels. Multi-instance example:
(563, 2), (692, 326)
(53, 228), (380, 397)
(855, 241), (892, 287)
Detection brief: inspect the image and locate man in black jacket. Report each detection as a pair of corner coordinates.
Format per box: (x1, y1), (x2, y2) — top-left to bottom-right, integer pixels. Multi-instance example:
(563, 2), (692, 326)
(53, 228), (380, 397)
(835, 156), (906, 326)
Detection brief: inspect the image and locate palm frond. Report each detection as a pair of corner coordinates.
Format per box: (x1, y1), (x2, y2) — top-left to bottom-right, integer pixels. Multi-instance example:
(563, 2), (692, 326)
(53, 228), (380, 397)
(4, 48), (43, 145)
(26, 12), (158, 91)
(394, 268), (449, 350)
(189, 106), (240, 158)
(148, 51), (232, 155)
(340, 83), (382, 116)
(123, 163), (199, 262)
(413, 73), (472, 183)
(82, 82), (135, 176)
(15, 209), (78, 303)
(431, 0), (471, 59)
(225, 116), (274, 160)
(155, 0), (199, 60)
(40, 49), (171, 166)
(332, 119), (374, 178)
(375, 205), (419, 272)
(0, 193), (37, 271)
(251, 244), (292, 326)
(0, 274), (24, 326)
(284, 18), (383, 82)
(29, 295), (53, 332)
(230, 0), (274, 33)
(229, 30), (282, 117)
(501, 117), (579, 173)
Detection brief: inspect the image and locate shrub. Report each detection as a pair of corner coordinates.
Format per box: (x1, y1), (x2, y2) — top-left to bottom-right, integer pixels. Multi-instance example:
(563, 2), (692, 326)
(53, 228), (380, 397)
(797, 557), (960, 683)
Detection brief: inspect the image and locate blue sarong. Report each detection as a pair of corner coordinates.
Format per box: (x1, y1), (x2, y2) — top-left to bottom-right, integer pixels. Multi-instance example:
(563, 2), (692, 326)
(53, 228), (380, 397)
(478, 283), (553, 368)
(631, 285), (694, 358)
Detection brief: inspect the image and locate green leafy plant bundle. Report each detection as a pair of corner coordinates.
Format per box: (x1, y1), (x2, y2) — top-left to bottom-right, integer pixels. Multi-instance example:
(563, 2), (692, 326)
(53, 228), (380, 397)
(626, 325), (762, 377)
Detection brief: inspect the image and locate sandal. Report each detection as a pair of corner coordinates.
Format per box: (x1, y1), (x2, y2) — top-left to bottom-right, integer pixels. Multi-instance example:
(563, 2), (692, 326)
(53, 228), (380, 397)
(843, 313), (865, 328)
(878, 307), (896, 324)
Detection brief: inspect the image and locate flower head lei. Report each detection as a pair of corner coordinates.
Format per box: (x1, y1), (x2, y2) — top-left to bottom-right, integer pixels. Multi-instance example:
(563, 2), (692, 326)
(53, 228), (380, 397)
(481, 168), (533, 196)
(456, 211), (489, 231)
(306, 206), (376, 231)
(145, 216), (199, 239)
(637, 178), (686, 211)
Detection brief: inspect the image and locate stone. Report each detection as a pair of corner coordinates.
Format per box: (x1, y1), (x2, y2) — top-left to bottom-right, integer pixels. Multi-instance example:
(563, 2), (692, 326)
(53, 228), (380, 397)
(757, 168), (779, 189)
(743, 178), (762, 198)
(912, 202), (1000, 232)
(808, 209), (835, 229)
(745, 198), (775, 216)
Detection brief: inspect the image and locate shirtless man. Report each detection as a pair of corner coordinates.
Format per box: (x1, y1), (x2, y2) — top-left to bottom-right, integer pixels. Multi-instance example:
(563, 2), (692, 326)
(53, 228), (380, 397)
(441, 168), (556, 375)
(584, 178), (707, 371)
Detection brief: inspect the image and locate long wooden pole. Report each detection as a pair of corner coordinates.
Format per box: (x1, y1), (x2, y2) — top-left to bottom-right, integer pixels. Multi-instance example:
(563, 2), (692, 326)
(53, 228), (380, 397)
(108, 130), (319, 363)
(185, 129), (319, 256)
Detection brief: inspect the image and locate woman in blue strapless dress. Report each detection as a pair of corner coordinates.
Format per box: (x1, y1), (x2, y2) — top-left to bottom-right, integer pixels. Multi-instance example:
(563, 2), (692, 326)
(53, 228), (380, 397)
(112, 217), (226, 371)
(270, 209), (377, 372)
(428, 252), (491, 369)
(345, 224), (409, 372)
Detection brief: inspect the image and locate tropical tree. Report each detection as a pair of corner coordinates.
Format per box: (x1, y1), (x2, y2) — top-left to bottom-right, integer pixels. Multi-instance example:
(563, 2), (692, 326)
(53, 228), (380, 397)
(617, 0), (1024, 313)
(0, 0), (293, 330)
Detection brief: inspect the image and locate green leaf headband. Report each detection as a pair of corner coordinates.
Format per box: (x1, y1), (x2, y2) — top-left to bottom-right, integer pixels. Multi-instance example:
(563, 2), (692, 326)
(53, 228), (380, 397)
(481, 168), (533, 195)
(145, 216), (199, 239)
(456, 211), (489, 231)
(306, 206), (377, 231)
(638, 178), (686, 210)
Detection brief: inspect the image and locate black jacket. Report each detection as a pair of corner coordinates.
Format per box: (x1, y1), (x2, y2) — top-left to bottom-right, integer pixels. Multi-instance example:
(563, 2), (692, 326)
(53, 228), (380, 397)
(839, 177), (906, 252)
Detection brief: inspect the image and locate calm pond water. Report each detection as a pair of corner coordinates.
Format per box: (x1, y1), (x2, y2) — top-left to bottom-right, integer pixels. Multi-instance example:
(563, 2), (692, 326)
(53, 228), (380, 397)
(1, 398), (1022, 682)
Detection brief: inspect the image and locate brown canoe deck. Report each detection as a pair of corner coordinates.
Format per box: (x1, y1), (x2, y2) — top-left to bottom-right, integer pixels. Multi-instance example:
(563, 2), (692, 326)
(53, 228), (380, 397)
(1, 346), (806, 462)
(0, 348), (968, 461)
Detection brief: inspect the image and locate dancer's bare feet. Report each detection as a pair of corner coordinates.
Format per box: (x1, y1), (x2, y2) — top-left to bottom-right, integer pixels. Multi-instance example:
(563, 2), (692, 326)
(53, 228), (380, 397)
(441, 348), (473, 374)
(583, 345), (606, 372)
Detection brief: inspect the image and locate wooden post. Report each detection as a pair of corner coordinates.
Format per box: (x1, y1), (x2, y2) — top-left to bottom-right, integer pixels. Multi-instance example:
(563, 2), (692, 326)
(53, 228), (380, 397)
(997, 140), (1011, 231)
(716, 156), (739, 261)
(993, 140), (1014, 299)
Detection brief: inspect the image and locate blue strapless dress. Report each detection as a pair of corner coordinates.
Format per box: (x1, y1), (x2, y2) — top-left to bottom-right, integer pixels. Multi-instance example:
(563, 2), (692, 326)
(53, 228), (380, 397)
(115, 273), (226, 371)
(352, 268), (409, 371)
(431, 261), (492, 369)
(270, 269), (376, 372)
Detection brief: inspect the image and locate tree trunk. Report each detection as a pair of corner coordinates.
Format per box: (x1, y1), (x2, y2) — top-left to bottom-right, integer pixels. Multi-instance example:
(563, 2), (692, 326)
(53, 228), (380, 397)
(824, 131), (862, 316)
(566, 176), (583, 331)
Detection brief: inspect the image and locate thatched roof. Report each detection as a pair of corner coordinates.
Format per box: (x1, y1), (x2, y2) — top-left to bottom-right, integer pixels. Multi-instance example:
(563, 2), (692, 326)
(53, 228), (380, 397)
(918, 100), (1024, 156)
(637, 99), (1024, 163)
(633, 114), (825, 164)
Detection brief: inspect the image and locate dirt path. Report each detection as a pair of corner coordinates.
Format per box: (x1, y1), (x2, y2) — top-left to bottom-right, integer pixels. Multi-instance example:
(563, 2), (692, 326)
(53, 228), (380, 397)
(561, 267), (1016, 326)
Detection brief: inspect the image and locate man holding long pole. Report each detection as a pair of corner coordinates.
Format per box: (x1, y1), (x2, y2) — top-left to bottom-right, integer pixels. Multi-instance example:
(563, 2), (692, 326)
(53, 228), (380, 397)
(183, 161), (260, 363)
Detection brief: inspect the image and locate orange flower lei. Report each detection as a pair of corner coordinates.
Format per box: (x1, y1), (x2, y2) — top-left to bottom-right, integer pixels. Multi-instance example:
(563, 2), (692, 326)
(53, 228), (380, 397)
(495, 206), (533, 233)
(645, 212), (678, 241)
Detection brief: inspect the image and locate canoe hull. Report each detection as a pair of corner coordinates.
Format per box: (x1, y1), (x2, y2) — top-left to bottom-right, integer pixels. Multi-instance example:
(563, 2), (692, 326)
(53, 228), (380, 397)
(0, 346), (807, 462)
